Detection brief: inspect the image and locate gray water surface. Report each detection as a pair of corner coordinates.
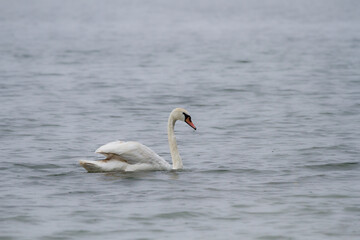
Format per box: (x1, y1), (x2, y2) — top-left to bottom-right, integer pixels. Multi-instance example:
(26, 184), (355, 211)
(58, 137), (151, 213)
(1, 0), (360, 239)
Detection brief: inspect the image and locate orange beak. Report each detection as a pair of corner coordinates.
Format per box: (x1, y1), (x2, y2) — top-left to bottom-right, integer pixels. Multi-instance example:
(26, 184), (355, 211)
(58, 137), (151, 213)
(185, 118), (197, 130)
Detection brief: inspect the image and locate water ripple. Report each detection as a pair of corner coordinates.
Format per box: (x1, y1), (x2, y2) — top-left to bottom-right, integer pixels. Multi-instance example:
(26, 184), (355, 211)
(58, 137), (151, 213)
(304, 162), (359, 171)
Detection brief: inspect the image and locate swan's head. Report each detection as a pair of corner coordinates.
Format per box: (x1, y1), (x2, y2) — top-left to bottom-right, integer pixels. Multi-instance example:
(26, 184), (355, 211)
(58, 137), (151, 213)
(171, 108), (197, 130)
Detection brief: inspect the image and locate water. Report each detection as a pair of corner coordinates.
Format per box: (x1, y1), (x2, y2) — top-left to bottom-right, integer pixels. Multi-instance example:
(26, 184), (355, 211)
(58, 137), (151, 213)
(1, 0), (360, 239)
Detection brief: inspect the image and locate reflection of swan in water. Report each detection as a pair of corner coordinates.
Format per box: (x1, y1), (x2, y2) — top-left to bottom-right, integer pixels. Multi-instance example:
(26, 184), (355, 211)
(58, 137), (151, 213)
(102, 171), (179, 180)
(79, 108), (196, 172)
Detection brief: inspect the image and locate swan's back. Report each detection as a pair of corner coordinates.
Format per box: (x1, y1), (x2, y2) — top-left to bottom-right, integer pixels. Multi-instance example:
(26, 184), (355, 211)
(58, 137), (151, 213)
(95, 141), (171, 169)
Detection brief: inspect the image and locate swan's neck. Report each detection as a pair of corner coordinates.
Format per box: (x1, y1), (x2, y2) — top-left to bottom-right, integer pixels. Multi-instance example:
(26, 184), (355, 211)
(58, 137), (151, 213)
(168, 115), (183, 169)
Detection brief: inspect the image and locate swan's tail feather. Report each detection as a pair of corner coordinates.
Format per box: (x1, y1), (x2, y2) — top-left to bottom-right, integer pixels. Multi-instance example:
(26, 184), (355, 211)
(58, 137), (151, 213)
(79, 160), (104, 173)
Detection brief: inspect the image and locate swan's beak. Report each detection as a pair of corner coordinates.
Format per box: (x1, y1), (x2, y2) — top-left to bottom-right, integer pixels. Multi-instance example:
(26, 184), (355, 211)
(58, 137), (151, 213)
(185, 118), (197, 130)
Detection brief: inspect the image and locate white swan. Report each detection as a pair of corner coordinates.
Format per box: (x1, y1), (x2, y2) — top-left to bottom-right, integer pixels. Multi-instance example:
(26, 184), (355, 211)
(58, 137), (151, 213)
(79, 108), (196, 172)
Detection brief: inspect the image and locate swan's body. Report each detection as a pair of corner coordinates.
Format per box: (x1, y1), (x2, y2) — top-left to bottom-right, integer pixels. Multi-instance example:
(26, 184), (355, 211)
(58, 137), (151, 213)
(79, 108), (196, 172)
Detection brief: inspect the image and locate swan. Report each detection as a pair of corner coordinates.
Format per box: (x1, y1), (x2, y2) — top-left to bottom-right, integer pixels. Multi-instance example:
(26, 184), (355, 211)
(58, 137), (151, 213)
(79, 108), (196, 172)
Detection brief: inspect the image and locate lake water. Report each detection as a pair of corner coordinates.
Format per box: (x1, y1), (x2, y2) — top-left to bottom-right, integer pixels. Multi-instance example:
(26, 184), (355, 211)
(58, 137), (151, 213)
(1, 0), (360, 239)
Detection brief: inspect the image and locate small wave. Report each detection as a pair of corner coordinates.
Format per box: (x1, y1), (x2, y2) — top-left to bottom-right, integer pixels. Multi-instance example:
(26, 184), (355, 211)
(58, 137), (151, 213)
(234, 59), (251, 64)
(45, 171), (78, 177)
(64, 49), (103, 55)
(292, 194), (354, 199)
(221, 88), (247, 93)
(199, 168), (276, 174)
(213, 216), (242, 221)
(257, 235), (291, 240)
(265, 181), (295, 185)
(232, 203), (253, 208)
(32, 72), (63, 77)
(14, 53), (33, 59)
(1, 215), (36, 223)
(299, 145), (350, 151)
(154, 211), (205, 219)
(344, 206), (360, 212)
(304, 162), (359, 171)
(49, 190), (99, 197)
(13, 163), (62, 170)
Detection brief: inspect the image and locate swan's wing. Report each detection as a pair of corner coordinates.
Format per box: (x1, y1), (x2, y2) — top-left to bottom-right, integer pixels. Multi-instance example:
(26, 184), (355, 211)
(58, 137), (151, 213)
(95, 141), (170, 168)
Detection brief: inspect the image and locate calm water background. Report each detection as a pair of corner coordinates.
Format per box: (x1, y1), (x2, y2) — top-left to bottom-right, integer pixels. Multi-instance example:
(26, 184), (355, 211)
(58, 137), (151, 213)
(1, 0), (360, 239)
